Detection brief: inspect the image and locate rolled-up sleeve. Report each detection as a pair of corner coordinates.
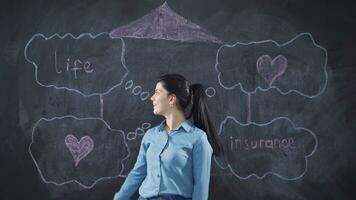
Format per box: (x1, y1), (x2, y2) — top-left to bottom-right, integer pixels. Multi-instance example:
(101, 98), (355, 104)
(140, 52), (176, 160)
(192, 134), (213, 200)
(113, 132), (149, 200)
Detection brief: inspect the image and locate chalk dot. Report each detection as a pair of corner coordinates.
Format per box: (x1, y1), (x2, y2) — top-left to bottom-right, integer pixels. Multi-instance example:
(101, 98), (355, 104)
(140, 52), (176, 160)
(140, 92), (150, 101)
(141, 122), (151, 129)
(135, 128), (145, 136)
(127, 132), (137, 140)
(132, 86), (142, 95)
(125, 80), (133, 90)
(205, 87), (216, 97)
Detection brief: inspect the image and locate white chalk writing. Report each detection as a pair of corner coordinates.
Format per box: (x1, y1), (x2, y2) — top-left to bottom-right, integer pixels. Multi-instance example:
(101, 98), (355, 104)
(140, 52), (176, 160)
(229, 136), (296, 152)
(54, 51), (94, 79)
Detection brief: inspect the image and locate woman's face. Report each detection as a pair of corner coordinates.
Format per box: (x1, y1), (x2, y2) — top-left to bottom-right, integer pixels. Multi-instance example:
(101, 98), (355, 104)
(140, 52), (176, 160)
(150, 82), (173, 116)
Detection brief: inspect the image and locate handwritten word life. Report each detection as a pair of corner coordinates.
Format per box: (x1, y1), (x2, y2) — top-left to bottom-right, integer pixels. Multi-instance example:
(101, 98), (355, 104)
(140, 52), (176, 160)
(54, 51), (94, 79)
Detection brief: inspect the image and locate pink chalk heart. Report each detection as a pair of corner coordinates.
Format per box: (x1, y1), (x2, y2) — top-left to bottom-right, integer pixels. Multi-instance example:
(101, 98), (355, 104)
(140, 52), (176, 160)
(65, 134), (94, 167)
(256, 54), (287, 86)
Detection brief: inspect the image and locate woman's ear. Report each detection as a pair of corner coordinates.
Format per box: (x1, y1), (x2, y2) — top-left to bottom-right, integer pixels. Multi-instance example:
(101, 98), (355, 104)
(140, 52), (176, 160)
(169, 94), (177, 106)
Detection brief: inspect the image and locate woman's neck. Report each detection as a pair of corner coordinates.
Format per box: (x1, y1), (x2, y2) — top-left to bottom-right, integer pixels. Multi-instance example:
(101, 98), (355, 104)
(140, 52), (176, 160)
(164, 110), (186, 132)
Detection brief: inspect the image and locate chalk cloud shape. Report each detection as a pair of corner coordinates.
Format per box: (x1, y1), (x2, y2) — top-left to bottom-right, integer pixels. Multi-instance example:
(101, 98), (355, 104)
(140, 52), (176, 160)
(214, 116), (318, 180)
(29, 116), (130, 188)
(215, 33), (328, 97)
(24, 33), (128, 97)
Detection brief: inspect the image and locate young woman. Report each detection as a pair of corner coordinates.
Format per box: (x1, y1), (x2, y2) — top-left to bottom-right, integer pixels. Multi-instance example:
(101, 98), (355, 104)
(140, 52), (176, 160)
(113, 74), (224, 200)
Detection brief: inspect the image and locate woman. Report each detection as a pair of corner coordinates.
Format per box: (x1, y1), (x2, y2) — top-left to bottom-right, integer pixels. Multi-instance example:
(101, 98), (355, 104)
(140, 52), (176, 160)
(114, 74), (224, 200)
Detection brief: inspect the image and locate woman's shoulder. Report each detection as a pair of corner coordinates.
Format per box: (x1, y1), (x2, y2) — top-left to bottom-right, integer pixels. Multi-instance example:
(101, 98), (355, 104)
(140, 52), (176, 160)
(188, 126), (210, 146)
(190, 126), (207, 137)
(191, 127), (213, 152)
(141, 124), (161, 141)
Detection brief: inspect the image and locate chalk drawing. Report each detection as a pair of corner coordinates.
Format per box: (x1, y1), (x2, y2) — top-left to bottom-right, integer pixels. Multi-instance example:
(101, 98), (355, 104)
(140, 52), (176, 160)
(28, 116), (131, 189)
(65, 134), (94, 167)
(214, 116), (318, 180)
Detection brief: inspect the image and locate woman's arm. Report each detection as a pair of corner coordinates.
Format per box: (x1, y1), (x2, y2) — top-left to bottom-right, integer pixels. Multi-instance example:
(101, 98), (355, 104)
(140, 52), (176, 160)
(192, 134), (213, 200)
(113, 131), (150, 200)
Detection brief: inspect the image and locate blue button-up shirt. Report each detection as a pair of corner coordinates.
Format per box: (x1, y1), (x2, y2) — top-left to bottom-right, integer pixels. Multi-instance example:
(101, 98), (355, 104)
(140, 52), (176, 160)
(114, 118), (213, 200)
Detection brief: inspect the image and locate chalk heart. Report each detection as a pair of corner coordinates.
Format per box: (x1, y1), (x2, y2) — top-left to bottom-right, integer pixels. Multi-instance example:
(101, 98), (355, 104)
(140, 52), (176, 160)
(65, 134), (94, 167)
(256, 54), (288, 86)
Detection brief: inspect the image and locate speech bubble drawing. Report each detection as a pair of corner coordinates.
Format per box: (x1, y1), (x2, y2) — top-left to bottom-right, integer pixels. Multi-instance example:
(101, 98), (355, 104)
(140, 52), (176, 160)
(24, 32), (129, 97)
(214, 116), (318, 180)
(215, 32), (328, 98)
(29, 115), (130, 188)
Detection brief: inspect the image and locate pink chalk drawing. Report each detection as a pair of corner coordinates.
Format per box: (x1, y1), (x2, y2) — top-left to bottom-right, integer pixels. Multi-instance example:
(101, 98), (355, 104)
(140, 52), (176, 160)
(65, 134), (94, 167)
(110, 2), (223, 44)
(256, 54), (288, 87)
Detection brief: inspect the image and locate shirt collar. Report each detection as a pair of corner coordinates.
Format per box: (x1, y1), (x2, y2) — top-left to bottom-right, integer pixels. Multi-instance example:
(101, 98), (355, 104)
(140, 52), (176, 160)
(158, 118), (193, 133)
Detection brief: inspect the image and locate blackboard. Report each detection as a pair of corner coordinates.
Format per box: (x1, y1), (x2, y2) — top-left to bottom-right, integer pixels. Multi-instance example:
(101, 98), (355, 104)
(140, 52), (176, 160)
(1, 0), (355, 199)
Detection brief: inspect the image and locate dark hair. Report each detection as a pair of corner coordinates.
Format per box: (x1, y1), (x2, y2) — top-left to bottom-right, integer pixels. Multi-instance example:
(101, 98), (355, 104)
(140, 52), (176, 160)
(156, 73), (224, 157)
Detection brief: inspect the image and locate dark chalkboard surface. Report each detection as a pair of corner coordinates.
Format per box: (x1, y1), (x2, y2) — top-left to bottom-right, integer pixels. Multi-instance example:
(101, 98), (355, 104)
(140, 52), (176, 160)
(1, 0), (355, 199)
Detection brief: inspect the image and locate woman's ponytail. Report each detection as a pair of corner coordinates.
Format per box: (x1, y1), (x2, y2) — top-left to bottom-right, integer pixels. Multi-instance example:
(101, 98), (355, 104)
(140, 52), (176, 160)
(189, 84), (224, 157)
(156, 74), (224, 157)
